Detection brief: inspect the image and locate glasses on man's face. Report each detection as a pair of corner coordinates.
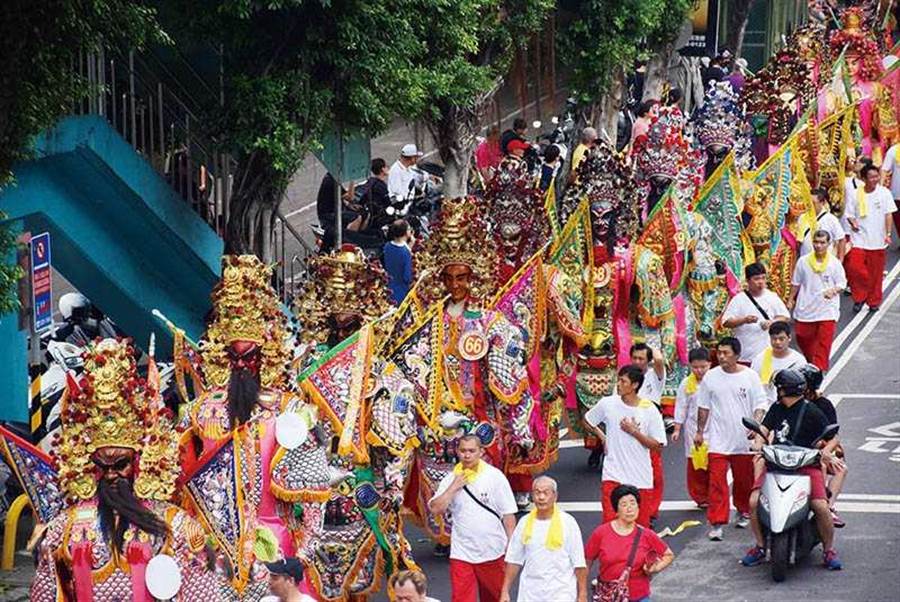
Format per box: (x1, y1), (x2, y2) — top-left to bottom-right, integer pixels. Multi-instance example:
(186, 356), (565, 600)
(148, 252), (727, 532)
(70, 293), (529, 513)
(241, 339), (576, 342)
(93, 456), (132, 472)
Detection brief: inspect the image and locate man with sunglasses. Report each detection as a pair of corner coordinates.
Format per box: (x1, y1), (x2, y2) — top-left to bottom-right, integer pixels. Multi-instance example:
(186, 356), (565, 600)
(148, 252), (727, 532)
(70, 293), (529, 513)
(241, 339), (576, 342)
(31, 339), (220, 601)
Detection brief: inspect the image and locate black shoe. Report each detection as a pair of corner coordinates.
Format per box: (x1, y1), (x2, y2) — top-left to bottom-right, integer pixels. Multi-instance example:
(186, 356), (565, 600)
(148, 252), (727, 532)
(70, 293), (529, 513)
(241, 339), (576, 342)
(868, 305), (880, 311)
(852, 302), (863, 313)
(587, 448), (603, 469)
(433, 543), (450, 557)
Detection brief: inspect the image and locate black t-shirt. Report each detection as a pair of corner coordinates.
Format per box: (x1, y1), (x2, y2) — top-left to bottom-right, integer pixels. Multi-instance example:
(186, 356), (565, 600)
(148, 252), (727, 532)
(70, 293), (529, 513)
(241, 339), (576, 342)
(762, 400), (829, 448)
(810, 395), (838, 427)
(362, 176), (390, 209)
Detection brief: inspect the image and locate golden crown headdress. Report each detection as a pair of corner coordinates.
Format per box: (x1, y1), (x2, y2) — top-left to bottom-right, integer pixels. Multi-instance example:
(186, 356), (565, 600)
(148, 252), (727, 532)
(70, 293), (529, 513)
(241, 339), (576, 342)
(54, 338), (180, 502)
(414, 197), (498, 304)
(201, 255), (292, 389)
(293, 245), (394, 346)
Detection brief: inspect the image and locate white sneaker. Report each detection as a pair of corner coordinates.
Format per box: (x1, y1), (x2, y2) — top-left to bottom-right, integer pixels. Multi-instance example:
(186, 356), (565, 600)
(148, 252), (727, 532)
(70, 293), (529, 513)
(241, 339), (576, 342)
(735, 513), (751, 529)
(708, 525), (724, 541)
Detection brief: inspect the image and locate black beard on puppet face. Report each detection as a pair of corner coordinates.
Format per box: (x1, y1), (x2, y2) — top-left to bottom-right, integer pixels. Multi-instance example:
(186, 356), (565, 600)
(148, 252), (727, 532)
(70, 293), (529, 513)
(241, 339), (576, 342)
(227, 367), (261, 427)
(97, 477), (169, 553)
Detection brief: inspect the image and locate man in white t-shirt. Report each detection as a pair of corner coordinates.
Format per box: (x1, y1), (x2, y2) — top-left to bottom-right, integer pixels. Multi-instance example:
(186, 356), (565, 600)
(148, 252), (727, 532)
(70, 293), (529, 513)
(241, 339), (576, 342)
(388, 144), (423, 200)
(584, 365), (666, 528)
(695, 337), (767, 540)
(789, 230), (847, 370)
(844, 163), (896, 311)
(799, 188), (846, 259)
(882, 143), (900, 238)
(672, 347), (712, 508)
(429, 435), (517, 602)
(749, 321), (807, 407)
(629, 343), (668, 522)
(721, 262), (790, 363)
(500, 476), (587, 602)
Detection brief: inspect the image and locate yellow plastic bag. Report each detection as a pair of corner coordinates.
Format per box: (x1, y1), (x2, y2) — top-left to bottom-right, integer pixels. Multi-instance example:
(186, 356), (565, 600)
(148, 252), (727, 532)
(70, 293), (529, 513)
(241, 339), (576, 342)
(690, 442), (709, 471)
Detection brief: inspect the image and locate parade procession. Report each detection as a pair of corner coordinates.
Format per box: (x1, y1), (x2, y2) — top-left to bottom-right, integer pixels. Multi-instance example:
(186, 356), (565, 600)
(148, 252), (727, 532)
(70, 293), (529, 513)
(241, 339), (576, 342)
(0, 0), (899, 601)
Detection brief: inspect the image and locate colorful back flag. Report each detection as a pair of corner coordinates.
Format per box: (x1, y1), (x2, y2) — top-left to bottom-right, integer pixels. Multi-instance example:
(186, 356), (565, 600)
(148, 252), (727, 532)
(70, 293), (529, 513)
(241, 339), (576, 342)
(694, 152), (746, 283)
(299, 324), (373, 463)
(0, 425), (64, 523)
(548, 198), (594, 328)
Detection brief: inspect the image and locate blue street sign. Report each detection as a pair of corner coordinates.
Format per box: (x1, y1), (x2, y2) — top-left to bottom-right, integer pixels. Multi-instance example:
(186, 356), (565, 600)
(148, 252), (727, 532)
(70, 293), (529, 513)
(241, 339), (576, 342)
(30, 232), (52, 332)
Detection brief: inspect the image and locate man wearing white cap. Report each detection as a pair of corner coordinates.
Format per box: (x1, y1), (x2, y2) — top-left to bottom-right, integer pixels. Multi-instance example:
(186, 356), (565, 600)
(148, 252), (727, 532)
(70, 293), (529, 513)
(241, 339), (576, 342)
(389, 143), (424, 200)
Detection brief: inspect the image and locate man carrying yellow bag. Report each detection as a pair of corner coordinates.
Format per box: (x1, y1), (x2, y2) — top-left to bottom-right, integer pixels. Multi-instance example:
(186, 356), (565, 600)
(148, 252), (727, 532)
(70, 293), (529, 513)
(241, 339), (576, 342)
(672, 348), (712, 507)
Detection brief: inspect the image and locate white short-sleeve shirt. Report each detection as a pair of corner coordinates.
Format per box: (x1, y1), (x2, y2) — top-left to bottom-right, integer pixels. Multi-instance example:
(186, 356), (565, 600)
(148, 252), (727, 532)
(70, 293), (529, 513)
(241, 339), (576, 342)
(505, 510), (586, 602)
(791, 253), (847, 323)
(696, 366), (767, 454)
(799, 211), (846, 257)
(750, 347), (807, 406)
(638, 366), (666, 405)
(721, 290), (790, 361)
(844, 185), (896, 250)
(883, 144), (900, 199)
(584, 395), (667, 488)
(674, 377), (707, 458)
(431, 462), (517, 563)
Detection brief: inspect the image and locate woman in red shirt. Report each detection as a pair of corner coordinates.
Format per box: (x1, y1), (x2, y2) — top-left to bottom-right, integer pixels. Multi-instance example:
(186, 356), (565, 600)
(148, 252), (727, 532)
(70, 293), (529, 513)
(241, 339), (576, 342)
(584, 484), (674, 601)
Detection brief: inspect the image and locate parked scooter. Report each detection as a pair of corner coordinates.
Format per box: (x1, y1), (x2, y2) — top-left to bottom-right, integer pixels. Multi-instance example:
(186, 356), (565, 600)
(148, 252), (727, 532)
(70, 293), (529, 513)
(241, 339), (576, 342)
(742, 417), (840, 582)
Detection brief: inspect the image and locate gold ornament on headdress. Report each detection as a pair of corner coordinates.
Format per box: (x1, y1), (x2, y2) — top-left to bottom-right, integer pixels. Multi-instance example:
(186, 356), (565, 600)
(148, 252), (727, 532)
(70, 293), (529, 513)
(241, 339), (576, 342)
(55, 339), (180, 502)
(293, 245), (394, 346)
(200, 255), (292, 389)
(415, 197), (498, 304)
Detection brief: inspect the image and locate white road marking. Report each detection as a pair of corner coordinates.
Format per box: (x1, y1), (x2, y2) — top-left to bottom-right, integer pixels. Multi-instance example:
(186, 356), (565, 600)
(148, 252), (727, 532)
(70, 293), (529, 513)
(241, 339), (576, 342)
(559, 438), (584, 449)
(822, 277), (900, 392)
(828, 259), (900, 357)
(556, 499), (900, 514)
(829, 393), (900, 399)
(838, 493), (900, 502)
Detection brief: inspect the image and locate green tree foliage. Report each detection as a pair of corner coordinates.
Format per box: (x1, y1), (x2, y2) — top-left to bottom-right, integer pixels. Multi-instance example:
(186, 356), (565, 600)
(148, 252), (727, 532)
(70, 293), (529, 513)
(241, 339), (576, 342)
(0, 0), (165, 314)
(166, 0), (433, 256)
(559, 0), (694, 142)
(411, 0), (555, 196)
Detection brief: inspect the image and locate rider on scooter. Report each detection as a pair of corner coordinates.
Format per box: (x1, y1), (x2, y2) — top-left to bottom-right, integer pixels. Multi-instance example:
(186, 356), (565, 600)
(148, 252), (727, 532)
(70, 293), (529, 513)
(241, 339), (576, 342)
(741, 369), (843, 570)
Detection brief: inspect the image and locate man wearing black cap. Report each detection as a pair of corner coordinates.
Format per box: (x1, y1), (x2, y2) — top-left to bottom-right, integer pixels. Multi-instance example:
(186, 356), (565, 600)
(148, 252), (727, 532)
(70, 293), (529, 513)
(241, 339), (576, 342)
(265, 558), (316, 602)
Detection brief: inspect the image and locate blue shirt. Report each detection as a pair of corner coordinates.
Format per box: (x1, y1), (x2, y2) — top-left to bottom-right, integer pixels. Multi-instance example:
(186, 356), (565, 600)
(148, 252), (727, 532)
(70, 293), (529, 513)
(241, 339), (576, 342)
(382, 241), (413, 304)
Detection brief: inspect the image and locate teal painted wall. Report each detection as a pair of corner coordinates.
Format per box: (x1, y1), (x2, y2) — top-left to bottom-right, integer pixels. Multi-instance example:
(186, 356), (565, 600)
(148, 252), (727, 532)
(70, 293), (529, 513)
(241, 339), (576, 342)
(0, 116), (223, 423)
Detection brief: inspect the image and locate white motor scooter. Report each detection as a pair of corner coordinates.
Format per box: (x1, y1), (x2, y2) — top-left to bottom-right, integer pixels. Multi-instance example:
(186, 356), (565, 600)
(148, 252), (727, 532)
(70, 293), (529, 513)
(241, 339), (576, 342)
(742, 417), (839, 582)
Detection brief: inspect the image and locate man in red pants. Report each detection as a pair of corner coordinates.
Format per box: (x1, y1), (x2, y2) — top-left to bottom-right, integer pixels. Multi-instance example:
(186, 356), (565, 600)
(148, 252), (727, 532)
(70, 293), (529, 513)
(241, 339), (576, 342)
(630, 343), (667, 522)
(673, 347), (713, 507)
(788, 230), (847, 370)
(584, 365), (667, 528)
(694, 337), (767, 541)
(844, 163), (896, 312)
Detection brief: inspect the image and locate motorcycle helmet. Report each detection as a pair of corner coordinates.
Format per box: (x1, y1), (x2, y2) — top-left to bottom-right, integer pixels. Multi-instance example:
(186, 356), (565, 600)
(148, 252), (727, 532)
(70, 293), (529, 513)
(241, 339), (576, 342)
(797, 363), (824, 393)
(58, 293), (90, 320)
(773, 368), (806, 398)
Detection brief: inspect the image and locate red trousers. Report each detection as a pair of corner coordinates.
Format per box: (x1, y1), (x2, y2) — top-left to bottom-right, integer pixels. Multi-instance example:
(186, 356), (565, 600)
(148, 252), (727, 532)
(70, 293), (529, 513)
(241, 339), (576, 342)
(794, 320), (837, 370)
(686, 456), (710, 506)
(844, 247), (887, 307)
(601, 480), (654, 527)
(450, 556), (506, 602)
(648, 450), (664, 519)
(707, 453), (754, 525)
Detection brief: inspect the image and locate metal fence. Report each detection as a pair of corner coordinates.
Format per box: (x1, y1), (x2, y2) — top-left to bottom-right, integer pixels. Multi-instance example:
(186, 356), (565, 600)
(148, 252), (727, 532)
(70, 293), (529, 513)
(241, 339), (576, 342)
(71, 47), (313, 304)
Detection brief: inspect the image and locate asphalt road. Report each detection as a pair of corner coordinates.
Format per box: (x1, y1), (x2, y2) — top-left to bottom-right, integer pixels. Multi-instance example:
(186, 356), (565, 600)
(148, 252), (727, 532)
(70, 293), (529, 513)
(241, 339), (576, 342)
(387, 245), (900, 602)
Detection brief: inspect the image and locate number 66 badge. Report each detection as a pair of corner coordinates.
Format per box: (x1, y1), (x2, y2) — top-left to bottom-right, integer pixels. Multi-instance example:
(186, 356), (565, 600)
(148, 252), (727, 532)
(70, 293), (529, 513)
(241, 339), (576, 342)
(458, 326), (488, 361)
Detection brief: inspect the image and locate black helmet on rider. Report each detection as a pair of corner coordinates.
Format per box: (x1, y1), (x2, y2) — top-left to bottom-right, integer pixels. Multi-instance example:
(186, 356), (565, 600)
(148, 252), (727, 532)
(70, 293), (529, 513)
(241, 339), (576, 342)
(797, 363), (824, 395)
(774, 368), (807, 398)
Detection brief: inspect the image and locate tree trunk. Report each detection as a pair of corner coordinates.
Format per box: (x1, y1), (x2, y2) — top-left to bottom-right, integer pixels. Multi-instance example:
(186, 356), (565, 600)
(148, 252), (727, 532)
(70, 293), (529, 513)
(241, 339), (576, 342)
(643, 44), (673, 103)
(725, 0), (758, 59)
(425, 80), (502, 199)
(596, 69), (625, 149)
(225, 155), (284, 262)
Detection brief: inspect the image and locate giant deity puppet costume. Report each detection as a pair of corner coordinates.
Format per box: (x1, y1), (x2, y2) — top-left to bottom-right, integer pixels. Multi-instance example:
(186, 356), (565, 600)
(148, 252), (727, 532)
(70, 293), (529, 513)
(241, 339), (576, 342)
(31, 338), (221, 601)
(175, 255), (333, 601)
(408, 198), (539, 523)
(292, 246), (420, 600)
